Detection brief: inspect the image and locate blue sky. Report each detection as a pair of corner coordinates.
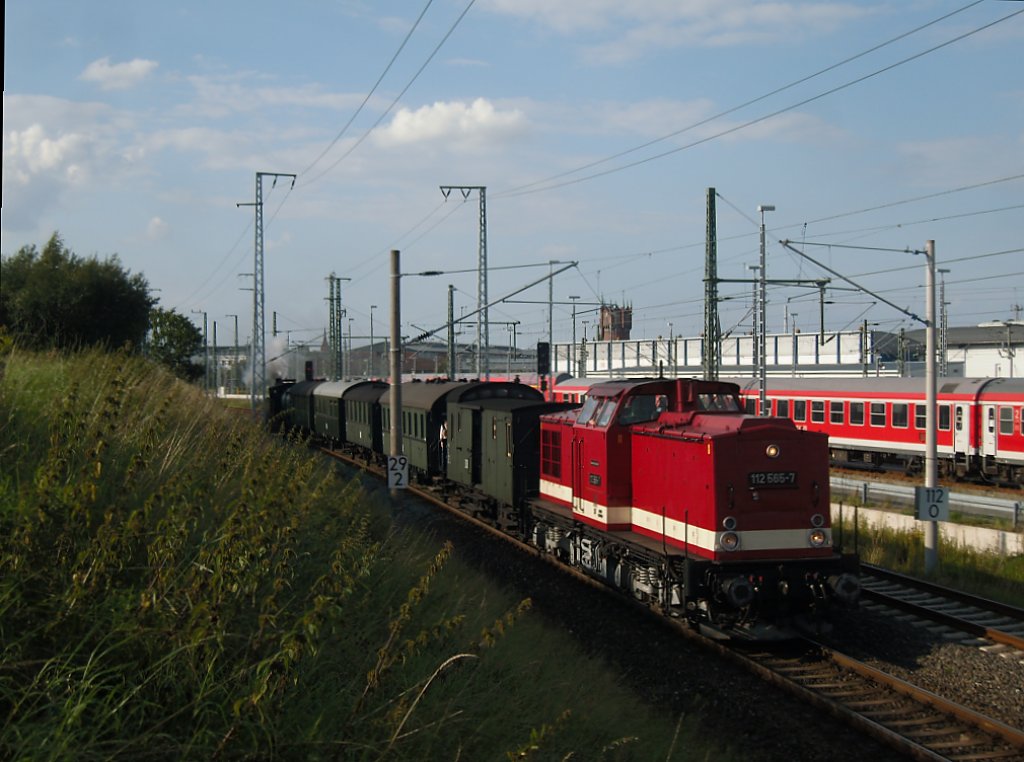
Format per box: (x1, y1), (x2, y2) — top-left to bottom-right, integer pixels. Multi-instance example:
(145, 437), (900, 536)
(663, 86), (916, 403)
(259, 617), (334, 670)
(4, 0), (1023, 352)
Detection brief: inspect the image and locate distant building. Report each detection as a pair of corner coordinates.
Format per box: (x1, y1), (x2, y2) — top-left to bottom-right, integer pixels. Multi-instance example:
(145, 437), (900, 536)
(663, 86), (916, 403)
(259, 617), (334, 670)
(597, 304), (632, 341)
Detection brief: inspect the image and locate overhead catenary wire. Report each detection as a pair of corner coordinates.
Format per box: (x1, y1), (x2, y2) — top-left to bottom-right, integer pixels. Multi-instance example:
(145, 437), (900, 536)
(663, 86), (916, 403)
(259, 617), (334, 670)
(492, 7), (1024, 199)
(494, 0), (987, 199)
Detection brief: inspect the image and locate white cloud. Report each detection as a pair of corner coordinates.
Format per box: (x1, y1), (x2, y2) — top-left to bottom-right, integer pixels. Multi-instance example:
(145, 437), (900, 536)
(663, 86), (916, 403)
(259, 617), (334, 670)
(483, 1), (871, 62)
(374, 98), (527, 148)
(80, 57), (159, 90)
(2, 95), (134, 231)
(147, 216), (170, 240)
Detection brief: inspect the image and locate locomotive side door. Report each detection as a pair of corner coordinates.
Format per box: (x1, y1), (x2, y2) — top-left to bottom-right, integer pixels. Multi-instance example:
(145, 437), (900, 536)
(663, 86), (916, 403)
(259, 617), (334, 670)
(572, 432), (584, 514)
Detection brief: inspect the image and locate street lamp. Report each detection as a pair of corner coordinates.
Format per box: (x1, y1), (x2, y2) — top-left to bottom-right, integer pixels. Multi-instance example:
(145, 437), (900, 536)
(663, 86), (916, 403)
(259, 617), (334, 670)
(569, 295), (580, 376)
(757, 204), (775, 416)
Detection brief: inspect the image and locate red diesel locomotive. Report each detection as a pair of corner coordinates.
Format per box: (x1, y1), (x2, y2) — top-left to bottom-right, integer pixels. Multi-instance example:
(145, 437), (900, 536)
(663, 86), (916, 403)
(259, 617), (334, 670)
(529, 377), (859, 639)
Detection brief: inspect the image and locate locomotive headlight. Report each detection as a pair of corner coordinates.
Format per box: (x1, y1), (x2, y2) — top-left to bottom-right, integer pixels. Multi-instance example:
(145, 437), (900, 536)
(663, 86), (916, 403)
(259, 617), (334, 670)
(765, 444), (780, 458)
(808, 529), (828, 547)
(720, 532), (740, 551)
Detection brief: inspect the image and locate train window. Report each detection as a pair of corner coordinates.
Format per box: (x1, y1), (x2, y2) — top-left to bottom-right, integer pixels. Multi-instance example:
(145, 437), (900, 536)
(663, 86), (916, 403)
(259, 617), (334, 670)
(829, 401), (844, 424)
(915, 404), (926, 430)
(697, 393), (740, 412)
(850, 402), (864, 426)
(744, 397), (757, 415)
(939, 405), (951, 431)
(955, 407), (963, 431)
(811, 401), (825, 423)
(577, 395), (601, 424)
(793, 400), (807, 422)
(892, 403), (909, 428)
(617, 395), (660, 424)
(870, 402), (885, 427)
(596, 400), (616, 427)
(776, 399), (790, 418)
(541, 428), (561, 478)
(1000, 406), (1013, 435)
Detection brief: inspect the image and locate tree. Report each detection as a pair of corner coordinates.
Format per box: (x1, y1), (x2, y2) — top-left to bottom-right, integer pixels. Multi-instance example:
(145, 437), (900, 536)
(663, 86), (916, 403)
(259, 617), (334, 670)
(147, 308), (204, 382)
(0, 233), (154, 350)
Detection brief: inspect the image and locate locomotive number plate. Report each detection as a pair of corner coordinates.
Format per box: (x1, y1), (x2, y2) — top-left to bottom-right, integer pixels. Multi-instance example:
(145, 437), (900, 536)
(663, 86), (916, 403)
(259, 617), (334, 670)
(748, 471), (797, 488)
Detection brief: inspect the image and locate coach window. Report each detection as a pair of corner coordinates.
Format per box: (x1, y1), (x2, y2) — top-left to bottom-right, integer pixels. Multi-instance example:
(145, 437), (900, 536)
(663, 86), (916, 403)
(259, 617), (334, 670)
(914, 404), (926, 430)
(850, 401), (864, 426)
(892, 403), (909, 428)
(744, 397), (757, 415)
(793, 400), (807, 422)
(810, 400), (825, 423)
(870, 402), (886, 427)
(1000, 406), (1013, 436)
(776, 399), (790, 418)
(939, 404), (951, 431)
(829, 401), (844, 424)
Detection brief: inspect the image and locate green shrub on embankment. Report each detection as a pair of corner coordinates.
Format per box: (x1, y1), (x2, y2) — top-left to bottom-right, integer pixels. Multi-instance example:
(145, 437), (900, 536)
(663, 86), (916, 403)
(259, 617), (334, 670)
(0, 350), (716, 761)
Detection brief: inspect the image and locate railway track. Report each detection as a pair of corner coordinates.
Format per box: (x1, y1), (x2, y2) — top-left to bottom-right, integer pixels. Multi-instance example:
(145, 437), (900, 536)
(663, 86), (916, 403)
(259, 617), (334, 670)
(859, 564), (1024, 657)
(741, 642), (1024, 761)
(321, 446), (1024, 760)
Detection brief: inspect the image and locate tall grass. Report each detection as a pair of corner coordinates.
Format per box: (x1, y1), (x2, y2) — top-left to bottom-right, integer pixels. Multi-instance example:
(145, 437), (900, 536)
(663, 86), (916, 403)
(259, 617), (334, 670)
(0, 350), (718, 761)
(836, 517), (1024, 608)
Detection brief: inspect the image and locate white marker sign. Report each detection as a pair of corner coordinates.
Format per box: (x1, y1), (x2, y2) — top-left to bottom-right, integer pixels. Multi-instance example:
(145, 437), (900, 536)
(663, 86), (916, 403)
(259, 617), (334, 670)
(387, 455), (409, 490)
(915, 486), (949, 521)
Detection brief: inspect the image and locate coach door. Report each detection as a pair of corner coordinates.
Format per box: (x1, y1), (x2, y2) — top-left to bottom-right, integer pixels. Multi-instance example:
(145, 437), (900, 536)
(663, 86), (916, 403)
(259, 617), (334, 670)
(981, 404), (998, 459)
(953, 404), (971, 456)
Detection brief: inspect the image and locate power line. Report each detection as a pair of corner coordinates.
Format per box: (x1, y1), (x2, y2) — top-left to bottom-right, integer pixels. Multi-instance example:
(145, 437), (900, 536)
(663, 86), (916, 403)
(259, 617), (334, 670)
(298, 0), (436, 179)
(494, 1), (985, 199)
(493, 7), (1023, 198)
(301, 0), (477, 188)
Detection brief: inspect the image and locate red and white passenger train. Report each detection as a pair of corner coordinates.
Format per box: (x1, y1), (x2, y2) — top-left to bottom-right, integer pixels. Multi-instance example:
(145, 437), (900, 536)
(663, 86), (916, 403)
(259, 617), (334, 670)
(553, 376), (1024, 486)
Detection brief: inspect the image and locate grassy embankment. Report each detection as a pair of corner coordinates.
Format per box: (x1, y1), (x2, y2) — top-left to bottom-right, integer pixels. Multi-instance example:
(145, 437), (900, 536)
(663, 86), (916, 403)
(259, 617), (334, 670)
(0, 349), (722, 761)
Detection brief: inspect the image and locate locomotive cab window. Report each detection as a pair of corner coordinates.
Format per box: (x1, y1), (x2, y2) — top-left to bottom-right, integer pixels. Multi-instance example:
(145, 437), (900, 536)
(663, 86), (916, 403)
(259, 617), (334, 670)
(577, 395), (601, 425)
(617, 394), (661, 425)
(850, 402), (864, 426)
(696, 393), (740, 412)
(596, 399), (616, 427)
